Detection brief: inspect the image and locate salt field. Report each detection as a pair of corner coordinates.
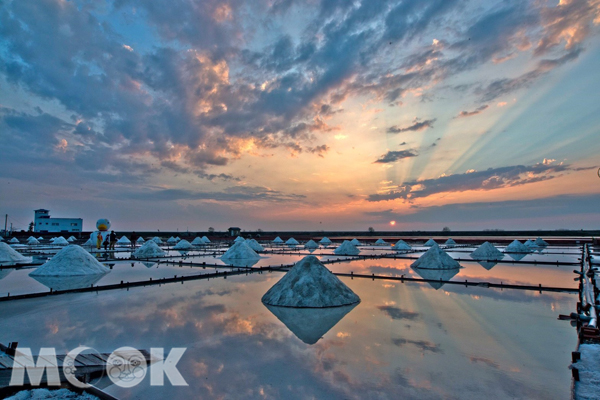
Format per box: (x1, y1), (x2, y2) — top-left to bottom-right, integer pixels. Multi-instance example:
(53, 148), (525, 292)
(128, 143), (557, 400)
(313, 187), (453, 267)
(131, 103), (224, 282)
(0, 235), (594, 399)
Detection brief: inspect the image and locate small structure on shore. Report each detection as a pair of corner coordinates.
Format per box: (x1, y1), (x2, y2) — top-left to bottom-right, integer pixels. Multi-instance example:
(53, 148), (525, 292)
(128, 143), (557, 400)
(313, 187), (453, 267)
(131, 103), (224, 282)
(334, 240), (360, 256)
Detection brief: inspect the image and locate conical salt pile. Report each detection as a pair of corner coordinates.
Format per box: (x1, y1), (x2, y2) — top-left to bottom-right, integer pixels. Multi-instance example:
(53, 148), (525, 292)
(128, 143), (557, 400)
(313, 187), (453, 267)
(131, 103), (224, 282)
(27, 237), (40, 245)
(175, 236), (180, 241)
(505, 240), (530, 253)
(133, 241), (165, 258)
(273, 236), (284, 244)
(137, 237), (145, 243)
(234, 236), (245, 243)
(117, 236), (131, 244)
(53, 237), (69, 246)
(334, 240), (360, 256)
(286, 237), (299, 245)
(221, 241), (260, 260)
(191, 237), (204, 245)
(173, 239), (192, 250)
(394, 240), (411, 251)
(470, 242), (504, 260)
(152, 237), (163, 244)
(9, 238), (19, 244)
(30, 245), (110, 276)
(304, 240), (319, 249)
(319, 237), (332, 245)
(27, 236), (36, 241)
(246, 239), (264, 252)
(0, 242), (31, 264)
(445, 238), (456, 247)
(535, 237), (549, 246)
(424, 239), (437, 247)
(524, 239), (538, 248)
(262, 255), (360, 307)
(411, 243), (460, 269)
(375, 239), (387, 245)
(167, 236), (177, 244)
(37, 237), (43, 240)
(67, 236), (76, 242)
(83, 239), (93, 246)
(0, 237), (4, 241)
(350, 238), (361, 246)
(201, 236), (211, 243)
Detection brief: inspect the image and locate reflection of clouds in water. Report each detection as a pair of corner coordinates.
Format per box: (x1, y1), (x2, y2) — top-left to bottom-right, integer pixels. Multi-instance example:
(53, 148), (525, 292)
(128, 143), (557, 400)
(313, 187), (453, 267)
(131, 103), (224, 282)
(392, 338), (443, 354)
(377, 305), (420, 321)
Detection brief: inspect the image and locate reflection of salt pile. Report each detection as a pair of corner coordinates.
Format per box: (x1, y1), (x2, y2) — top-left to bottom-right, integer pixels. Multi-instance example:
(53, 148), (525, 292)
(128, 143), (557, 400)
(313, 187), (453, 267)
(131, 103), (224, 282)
(445, 238), (456, 247)
(424, 239), (437, 247)
(133, 241), (166, 258)
(0, 269), (12, 280)
(246, 239), (264, 252)
(505, 240), (530, 253)
(535, 237), (549, 246)
(265, 303), (358, 345)
(319, 237), (332, 245)
(411, 243), (460, 269)
(174, 240), (192, 250)
(137, 237), (145, 243)
(32, 274), (105, 291)
(411, 267), (460, 290)
(67, 236), (76, 242)
(470, 242), (504, 260)
(201, 236), (211, 243)
(152, 237), (163, 244)
(334, 240), (360, 256)
(524, 239), (538, 248)
(262, 255), (360, 307)
(375, 239), (387, 245)
(350, 238), (361, 246)
(30, 245), (110, 276)
(191, 237), (205, 245)
(9, 238), (19, 244)
(167, 236), (177, 244)
(27, 237), (40, 245)
(0, 242), (32, 264)
(142, 261), (157, 268)
(477, 261), (499, 270)
(117, 236), (131, 244)
(304, 240), (319, 250)
(52, 237), (69, 246)
(234, 236), (245, 243)
(221, 241), (260, 260)
(286, 237), (299, 245)
(273, 236), (284, 244)
(394, 240), (411, 251)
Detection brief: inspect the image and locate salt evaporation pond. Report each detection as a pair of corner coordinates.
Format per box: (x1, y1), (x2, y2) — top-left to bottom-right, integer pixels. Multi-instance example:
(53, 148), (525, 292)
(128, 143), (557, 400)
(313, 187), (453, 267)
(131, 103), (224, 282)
(0, 241), (582, 399)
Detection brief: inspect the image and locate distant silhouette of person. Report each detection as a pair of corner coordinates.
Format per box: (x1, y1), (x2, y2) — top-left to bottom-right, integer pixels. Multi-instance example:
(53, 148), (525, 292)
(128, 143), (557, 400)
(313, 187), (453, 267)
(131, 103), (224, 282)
(109, 230), (117, 250)
(103, 235), (109, 251)
(130, 231), (138, 249)
(96, 233), (103, 249)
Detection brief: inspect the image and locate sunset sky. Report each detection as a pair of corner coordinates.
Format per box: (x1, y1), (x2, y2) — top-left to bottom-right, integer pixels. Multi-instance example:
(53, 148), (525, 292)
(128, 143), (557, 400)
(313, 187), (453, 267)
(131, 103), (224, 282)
(1, 0), (599, 232)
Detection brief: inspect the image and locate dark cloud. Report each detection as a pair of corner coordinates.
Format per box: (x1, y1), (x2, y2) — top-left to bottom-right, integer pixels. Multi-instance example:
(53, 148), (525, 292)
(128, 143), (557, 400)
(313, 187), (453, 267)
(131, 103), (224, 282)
(457, 104), (489, 118)
(387, 119), (436, 134)
(374, 150), (418, 164)
(392, 338), (443, 353)
(124, 186), (306, 202)
(377, 305), (419, 320)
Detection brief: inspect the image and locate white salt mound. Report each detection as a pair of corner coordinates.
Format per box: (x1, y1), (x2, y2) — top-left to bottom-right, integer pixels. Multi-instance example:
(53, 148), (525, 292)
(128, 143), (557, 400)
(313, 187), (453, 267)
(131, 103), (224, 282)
(221, 241), (260, 260)
(573, 343), (600, 400)
(394, 240), (411, 251)
(174, 239), (192, 250)
(411, 243), (460, 269)
(133, 241), (165, 258)
(117, 236), (131, 244)
(247, 239), (264, 252)
(6, 388), (100, 400)
(167, 236), (177, 244)
(445, 238), (456, 245)
(535, 237), (549, 246)
(9, 238), (19, 244)
(524, 239), (538, 248)
(350, 238), (361, 246)
(286, 237), (299, 245)
(53, 237), (69, 246)
(67, 236), (76, 242)
(304, 240), (319, 249)
(334, 240), (360, 256)
(375, 239), (387, 245)
(83, 239), (93, 246)
(175, 236), (180, 241)
(27, 236), (36, 241)
(0, 242), (31, 264)
(152, 237), (163, 244)
(30, 245), (109, 276)
(470, 242), (504, 260)
(261, 255), (360, 307)
(234, 236), (245, 243)
(38, 236), (43, 240)
(505, 240), (530, 253)
(424, 239), (437, 247)
(273, 236), (284, 244)
(319, 237), (332, 245)
(201, 236), (211, 243)
(27, 238), (40, 245)
(0, 236), (3, 241)
(137, 237), (145, 243)
(191, 237), (204, 245)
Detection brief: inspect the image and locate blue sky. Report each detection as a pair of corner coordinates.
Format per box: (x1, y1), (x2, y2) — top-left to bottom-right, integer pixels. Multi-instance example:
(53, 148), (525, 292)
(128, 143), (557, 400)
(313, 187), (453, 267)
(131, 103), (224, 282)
(0, 0), (599, 232)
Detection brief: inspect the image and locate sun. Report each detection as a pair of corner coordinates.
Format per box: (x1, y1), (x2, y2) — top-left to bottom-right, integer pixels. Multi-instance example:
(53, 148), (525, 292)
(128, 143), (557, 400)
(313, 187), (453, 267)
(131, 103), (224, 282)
(390, 221), (396, 226)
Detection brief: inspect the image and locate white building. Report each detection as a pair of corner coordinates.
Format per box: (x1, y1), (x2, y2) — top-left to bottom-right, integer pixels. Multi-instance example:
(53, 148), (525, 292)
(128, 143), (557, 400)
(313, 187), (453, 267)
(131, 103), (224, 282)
(34, 209), (83, 233)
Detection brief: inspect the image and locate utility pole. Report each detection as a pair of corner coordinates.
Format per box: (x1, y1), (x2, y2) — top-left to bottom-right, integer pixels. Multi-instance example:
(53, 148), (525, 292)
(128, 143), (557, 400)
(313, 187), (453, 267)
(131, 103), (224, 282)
(3, 214), (6, 237)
